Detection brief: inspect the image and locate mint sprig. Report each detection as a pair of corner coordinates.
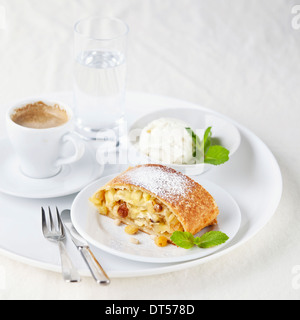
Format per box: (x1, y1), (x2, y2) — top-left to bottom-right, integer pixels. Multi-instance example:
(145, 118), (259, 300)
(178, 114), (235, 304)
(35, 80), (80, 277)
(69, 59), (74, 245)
(186, 127), (230, 165)
(170, 231), (229, 249)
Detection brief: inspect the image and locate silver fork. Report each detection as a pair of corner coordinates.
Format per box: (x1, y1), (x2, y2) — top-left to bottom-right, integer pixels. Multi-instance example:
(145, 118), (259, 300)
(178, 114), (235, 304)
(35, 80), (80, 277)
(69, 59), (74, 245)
(42, 207), (81, 283)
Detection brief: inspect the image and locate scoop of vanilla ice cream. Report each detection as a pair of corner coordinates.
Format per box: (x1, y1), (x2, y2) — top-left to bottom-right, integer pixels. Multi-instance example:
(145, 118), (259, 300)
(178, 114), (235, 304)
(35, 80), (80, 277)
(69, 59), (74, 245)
(139, 118), (194, 165)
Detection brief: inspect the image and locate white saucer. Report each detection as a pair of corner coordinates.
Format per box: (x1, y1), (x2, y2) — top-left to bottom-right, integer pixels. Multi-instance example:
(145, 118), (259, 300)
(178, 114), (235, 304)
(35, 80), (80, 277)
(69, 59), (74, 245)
(0, 138), (104, 199)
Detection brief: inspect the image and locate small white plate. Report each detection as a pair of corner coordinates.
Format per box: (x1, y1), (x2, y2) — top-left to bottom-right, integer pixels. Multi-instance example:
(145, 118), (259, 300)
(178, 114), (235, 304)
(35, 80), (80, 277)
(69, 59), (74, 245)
(71, 174), (241, 264)
(128, 108), (241, 176)
(0, 138), (104, 199)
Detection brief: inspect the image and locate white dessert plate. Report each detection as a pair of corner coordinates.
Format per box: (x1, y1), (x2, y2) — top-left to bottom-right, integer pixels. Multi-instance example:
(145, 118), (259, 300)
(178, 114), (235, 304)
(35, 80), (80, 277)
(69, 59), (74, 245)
(128, 108), (241, 176)
(0, 138), (104, 199)
(71, 174), (241, 264)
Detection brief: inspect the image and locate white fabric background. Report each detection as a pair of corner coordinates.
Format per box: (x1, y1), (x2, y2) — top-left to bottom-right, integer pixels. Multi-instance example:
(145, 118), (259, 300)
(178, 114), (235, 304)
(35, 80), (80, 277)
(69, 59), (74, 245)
(0, 0), (299, 300)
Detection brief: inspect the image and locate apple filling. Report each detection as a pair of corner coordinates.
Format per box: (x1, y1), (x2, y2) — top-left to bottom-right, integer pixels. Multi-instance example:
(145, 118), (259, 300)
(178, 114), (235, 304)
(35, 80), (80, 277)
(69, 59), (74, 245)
(90, 188), (184, 238)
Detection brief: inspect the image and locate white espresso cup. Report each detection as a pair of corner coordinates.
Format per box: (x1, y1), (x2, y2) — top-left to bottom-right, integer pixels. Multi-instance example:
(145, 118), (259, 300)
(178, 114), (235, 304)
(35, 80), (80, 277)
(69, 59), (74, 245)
(6, 100), (85, 179)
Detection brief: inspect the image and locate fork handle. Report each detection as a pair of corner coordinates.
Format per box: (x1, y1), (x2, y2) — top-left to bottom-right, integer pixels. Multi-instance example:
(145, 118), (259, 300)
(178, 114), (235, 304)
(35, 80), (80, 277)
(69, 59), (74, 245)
(79, 247), (110, 285)
(58, 241), (81, 283)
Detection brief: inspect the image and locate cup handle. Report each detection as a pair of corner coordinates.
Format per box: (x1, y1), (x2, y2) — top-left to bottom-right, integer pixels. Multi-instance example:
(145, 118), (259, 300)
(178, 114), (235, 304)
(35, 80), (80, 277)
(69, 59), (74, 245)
(55, 133), (85, 167)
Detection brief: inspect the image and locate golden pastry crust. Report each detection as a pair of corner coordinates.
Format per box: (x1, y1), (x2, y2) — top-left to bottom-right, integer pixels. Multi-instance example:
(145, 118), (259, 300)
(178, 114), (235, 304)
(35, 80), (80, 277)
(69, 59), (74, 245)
(91, 164), (219, 236)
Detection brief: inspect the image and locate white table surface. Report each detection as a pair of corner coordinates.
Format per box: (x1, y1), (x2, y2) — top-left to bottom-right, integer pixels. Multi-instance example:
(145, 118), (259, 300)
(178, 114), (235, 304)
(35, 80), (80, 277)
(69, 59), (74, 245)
(0, 0), (299, 300)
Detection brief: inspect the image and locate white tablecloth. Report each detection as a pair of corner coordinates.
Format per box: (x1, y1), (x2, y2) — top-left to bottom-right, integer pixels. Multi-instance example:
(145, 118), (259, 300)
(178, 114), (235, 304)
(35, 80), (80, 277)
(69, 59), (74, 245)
(0, 0), (299, 300)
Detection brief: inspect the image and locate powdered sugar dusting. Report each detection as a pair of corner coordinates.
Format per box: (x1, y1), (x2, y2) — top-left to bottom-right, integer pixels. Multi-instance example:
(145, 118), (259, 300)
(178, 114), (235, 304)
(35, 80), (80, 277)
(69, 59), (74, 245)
(122, 165), (195, 202)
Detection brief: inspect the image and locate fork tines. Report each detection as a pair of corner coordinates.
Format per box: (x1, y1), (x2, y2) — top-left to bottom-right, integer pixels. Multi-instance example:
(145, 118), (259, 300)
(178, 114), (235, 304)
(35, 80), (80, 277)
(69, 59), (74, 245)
(41, 206), (64, 237)
(41, 206), (81, 283)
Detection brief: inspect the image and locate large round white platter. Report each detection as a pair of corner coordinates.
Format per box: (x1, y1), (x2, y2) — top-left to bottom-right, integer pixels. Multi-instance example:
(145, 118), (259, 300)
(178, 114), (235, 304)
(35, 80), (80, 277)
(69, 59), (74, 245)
(0, 91), (282, 278)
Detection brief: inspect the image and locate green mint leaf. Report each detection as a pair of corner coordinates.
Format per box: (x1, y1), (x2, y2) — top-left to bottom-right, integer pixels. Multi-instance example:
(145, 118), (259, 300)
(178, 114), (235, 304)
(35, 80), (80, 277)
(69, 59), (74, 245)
(170, 231), (195, 249)
(194, 231), (229, 248)
(204, 145), (230, 165)
(201, 127), (212, 155)
(186, 127), (207, 162)
(186, 128), (202, 159)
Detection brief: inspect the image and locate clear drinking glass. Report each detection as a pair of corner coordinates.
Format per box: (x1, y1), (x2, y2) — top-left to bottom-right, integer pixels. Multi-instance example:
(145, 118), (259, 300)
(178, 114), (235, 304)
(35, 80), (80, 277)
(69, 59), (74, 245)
(73, 16), (129, 140)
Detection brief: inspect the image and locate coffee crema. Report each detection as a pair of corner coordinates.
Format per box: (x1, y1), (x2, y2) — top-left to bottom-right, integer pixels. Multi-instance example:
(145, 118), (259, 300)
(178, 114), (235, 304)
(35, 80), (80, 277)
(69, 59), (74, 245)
(11, 101), (69, 129)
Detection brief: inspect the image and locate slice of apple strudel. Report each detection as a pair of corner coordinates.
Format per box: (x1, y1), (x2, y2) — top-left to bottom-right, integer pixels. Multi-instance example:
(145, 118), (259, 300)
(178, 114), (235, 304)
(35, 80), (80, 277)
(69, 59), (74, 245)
(90, 164), (219, 241)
